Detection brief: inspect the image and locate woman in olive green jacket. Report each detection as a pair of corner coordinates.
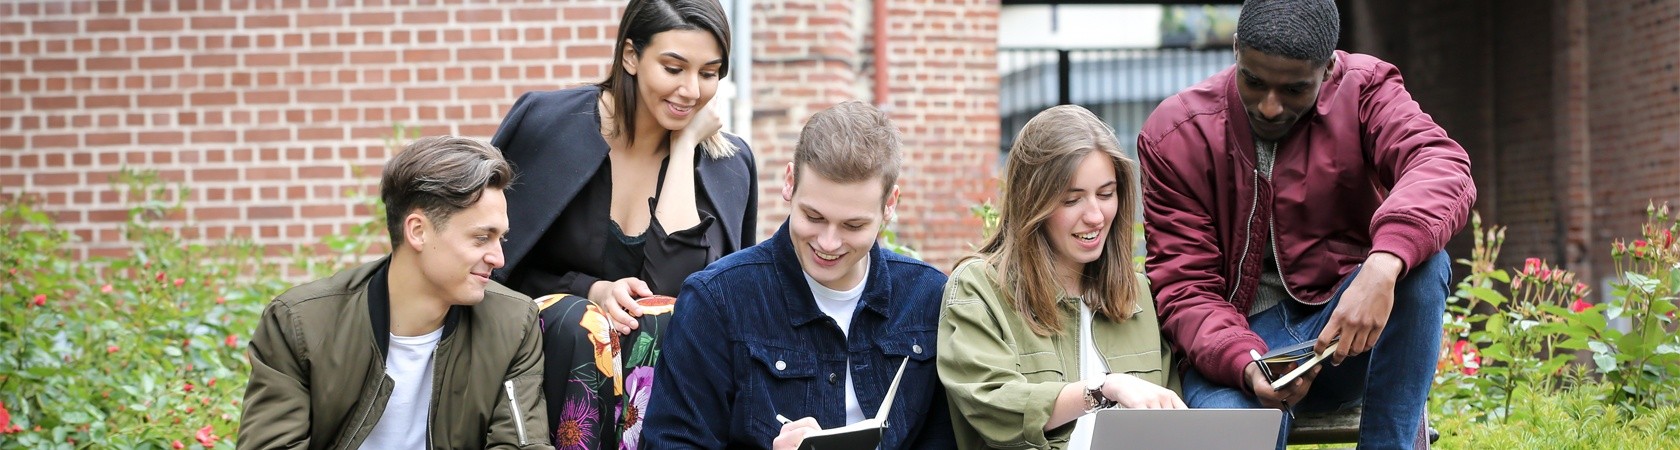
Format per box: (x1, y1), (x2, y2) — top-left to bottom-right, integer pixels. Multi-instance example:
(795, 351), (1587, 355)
(938, 105), (1185, 450)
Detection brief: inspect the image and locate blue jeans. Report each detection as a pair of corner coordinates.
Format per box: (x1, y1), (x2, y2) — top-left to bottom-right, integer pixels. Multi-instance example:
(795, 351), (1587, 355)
(1181, 251), (1449, 450)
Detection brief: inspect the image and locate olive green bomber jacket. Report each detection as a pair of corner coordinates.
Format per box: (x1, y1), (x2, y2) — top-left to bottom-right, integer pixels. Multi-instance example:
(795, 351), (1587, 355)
(237, 257), (552, 450)
(937, 259), (1178, 450)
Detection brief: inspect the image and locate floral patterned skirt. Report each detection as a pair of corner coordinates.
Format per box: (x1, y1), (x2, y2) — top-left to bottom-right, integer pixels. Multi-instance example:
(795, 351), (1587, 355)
(536, 294), (676, 450)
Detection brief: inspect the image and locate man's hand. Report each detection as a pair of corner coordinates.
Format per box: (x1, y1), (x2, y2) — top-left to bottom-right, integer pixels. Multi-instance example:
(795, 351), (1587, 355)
(772, 416), (822, 450)
(588, 277), (652, 335)
(1244, 360), (1317, 409)
(1317, 251), (1404, 365)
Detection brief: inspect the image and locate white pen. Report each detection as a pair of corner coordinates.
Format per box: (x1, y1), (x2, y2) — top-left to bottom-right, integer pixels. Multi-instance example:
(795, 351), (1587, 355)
(775, 414), (793, 425)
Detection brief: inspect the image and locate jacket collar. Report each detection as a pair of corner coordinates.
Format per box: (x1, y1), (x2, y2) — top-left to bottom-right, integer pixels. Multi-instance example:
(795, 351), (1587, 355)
(367, 255), (462, 358)
(766, 221), (895, 328)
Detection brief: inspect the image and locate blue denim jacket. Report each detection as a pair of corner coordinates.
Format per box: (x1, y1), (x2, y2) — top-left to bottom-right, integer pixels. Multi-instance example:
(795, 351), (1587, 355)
(644, 223), (957, 450)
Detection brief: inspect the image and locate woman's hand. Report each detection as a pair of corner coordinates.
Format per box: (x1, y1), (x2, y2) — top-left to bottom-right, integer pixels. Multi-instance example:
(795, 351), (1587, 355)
(670, 102), (723, 150)
(588, 277), (652, 335)
(772, 416), (822, 450)
(1101, 373), (1187, 409)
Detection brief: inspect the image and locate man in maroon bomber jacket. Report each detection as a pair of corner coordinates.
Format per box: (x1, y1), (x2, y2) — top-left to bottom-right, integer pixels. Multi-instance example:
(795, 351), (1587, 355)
(1138, 1), (1475, 449)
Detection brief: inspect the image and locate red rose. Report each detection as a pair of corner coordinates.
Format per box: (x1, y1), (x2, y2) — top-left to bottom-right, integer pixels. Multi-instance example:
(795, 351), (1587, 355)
(31, 294), (45, 307)
(1571, 298), (1591, 313)
(196, 425), (218, 447)
(1453, 340), (1480, 376)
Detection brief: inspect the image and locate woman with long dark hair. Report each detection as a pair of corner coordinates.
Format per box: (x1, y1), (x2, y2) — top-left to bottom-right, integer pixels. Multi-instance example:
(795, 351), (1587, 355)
(490, 1), (755, 448)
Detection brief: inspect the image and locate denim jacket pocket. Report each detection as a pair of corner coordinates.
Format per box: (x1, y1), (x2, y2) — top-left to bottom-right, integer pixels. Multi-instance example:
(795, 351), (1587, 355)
(745, 342), (817, 404)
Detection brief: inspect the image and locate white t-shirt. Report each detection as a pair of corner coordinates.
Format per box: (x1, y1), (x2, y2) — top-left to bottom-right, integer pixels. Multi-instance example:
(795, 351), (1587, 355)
(358, 327), (443, 450)
(803, 260), (869, 425)
(1068, 301), (1104, 450)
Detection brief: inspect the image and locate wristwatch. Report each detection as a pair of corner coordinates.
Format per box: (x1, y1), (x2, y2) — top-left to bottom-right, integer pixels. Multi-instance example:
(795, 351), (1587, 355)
(1083, 377), (1117, 413)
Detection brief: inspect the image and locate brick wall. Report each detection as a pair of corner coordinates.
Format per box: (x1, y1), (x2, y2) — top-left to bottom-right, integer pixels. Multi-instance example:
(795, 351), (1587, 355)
(749, 0), (999, 270)
(1, 0), (1000, 272)
(1585, 0), (1680, 284)
(1350, 0), (1679, 292)
(0, 0), (627, 263)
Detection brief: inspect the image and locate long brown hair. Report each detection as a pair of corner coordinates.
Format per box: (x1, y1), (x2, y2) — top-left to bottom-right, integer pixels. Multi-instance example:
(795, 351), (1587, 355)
(973, 105), (1140, 336)
(598, 0), (736, 158)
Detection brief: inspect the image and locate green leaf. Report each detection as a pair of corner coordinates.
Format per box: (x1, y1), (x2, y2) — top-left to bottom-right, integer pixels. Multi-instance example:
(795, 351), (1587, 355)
(1593, 353), (1618, 372)
(61, 410), (91, 424)
(1466, 286), (1509, 307)
(626, 333), (654, 368)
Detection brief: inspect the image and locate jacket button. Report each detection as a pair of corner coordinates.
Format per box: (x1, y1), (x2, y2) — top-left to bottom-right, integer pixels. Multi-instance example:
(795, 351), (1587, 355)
(828, 373), (838, 384)
(775, 360), (786, 371)
(912, 344), (923, 354)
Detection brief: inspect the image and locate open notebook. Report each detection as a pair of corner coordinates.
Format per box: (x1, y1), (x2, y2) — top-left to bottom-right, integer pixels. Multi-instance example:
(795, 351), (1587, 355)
(795, 357), (910, 450)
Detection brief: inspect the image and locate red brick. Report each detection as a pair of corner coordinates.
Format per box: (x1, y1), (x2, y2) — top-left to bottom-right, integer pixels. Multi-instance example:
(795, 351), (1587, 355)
(401, 10), (448, 24)
(191, 130), (237, 143)
(86, 94), (131, 109)
(298, 51), (343, 65)
(350, 11), (395, 26)
(137, 131), (184, 145)
(298, 89), (342, 103)
(298, 127), (342, 141)
(245, 14), (290, 28)
(137, 17), (183, 31)
(189, 92), (238, 106)
(195, 206), (242, 221)
(296, 12), (341, 27)
(454, 9), (503, 23)
(191, 16), (237, 29)
(245, 128), (292, 142)
(137, 55), (184, 70)
(245, 52), (291, 66)
(192, 53), (237, 67)
(248, 205), (292, 219)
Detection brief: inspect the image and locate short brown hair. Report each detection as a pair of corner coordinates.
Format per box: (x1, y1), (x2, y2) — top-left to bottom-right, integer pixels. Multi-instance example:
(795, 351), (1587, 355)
(791, 101), (902, 203)
(381, 136), (514, 242)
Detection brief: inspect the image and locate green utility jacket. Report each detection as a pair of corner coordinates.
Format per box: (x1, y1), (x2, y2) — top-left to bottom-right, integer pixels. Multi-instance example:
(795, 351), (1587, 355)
(938, 259), (1178, 450)
(238, 257), (552, 450)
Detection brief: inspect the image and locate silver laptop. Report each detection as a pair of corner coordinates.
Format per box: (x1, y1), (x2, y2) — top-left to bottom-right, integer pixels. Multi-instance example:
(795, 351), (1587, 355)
(1090, 408), (1282, 449)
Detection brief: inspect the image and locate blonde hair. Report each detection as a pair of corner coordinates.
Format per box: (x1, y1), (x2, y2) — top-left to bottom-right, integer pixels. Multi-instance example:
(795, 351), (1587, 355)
(973, 105), (1140, 336)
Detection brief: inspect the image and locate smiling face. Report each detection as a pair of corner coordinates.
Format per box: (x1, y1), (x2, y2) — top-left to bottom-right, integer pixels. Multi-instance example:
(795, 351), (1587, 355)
(408, 188), (509, 306)
(782, 163), (898, 291)
(1042, 152), (1119, 288)
(1234, 45), (1333, 142)
(623, 28), (723, 134)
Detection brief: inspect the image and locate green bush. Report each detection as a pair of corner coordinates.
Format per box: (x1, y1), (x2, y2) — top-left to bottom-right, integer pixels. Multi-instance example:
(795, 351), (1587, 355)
(1430, 383), (1680, 449)
(0, 170), (293, 449)
(1432, 205), (1680, 444)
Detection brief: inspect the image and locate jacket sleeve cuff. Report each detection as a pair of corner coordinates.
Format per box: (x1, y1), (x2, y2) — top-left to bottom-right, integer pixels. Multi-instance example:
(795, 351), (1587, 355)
(1369, 215), (1433, 277)
(1016, 381), (1067, 448)
(1204, 333), (1267, 389)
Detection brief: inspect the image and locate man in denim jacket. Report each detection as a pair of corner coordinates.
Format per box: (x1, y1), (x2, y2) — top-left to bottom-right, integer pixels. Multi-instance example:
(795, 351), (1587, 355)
(643, 101), (956, 450)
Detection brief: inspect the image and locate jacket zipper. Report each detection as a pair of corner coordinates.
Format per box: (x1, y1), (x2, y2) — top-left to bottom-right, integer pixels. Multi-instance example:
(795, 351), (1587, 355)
(1267, 208), (1303, 303)
(1226, 169), (1261, 300)
(505, 380), (529, 446)
(340, 376), (389, 450)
